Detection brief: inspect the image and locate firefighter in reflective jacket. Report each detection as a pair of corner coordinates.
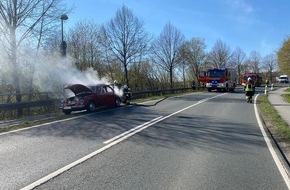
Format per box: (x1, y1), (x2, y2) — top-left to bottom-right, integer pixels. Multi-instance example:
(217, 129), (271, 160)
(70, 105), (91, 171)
(122, 85), (132, 104)
(244, 77), (255, 103)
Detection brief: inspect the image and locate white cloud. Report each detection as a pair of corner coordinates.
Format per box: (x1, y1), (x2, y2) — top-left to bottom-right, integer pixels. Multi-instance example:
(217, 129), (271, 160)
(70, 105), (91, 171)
(228, 0), (254, 13)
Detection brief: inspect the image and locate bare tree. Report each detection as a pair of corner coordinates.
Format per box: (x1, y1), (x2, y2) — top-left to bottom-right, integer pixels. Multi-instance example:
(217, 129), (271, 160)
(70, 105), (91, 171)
(262, 53), (277, 83)
(152, 22), (185, 91)
(67, 20), (102, 72)
(231, 47), (246, 84)
(182, 37), (207, 86)
(100, 5), (150, 87)
(176, 43), (190, 88)
(0, 0), (67, 116)
(207, 39), (232, 68)
(178, 44), (192, 87)
(248, 50), (262, 73)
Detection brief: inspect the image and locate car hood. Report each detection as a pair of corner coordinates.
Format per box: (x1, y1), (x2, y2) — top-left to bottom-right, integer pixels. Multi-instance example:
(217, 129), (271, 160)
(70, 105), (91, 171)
(64, 84), (93, 95)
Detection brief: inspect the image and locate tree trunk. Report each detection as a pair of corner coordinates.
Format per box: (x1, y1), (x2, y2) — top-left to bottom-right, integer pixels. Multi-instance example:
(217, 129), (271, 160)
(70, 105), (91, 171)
(170, 66), (174, 94)
(124, 64), (130, 87)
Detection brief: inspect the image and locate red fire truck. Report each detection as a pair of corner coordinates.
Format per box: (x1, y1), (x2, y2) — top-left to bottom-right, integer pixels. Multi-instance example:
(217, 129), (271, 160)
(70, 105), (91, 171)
(241, 73), (262, 87)
(198, 68), (237, 92)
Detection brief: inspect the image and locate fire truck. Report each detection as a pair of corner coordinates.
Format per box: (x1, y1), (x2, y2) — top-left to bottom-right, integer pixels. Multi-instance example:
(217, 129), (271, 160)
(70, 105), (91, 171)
(241, 73), (262, 87)
(198, 68), (237, 92)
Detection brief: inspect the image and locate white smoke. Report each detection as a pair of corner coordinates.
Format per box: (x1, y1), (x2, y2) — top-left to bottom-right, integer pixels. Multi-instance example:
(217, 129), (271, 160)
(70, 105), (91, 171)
(1, 46), (124, 98)
(34, 52), (110, 90)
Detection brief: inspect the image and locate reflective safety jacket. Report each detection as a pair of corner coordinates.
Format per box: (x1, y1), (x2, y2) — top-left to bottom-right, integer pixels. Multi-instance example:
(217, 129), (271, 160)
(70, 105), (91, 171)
(244, 82), (255, 92)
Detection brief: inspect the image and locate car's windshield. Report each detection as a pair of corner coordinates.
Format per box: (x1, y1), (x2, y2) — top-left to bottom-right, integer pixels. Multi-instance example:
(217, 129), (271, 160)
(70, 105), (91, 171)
(243, 76), (256, 80)
(280, 77), (288, 80)
(208, 70), (225, 77)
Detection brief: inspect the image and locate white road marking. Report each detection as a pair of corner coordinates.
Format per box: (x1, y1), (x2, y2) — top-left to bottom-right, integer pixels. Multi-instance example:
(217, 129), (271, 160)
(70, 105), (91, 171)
(0, 116), (84, 136)
(0, 107), (124, 136)
(103, 116), (164, 144)
(21, 93), (225, 190)
(254, 95), (290, 189)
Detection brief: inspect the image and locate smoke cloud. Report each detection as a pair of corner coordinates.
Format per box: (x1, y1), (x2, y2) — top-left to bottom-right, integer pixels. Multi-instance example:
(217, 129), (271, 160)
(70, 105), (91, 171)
(0, 47), (124, 97)
(34, 52), (109, 90)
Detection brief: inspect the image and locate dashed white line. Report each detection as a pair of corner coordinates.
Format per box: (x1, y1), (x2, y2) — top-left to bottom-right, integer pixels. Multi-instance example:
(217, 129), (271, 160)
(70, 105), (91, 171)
(103, 116), (163, 144)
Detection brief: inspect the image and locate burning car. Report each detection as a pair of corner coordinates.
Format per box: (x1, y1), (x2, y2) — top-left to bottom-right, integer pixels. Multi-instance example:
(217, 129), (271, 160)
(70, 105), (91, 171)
(61, 83), (121, 114)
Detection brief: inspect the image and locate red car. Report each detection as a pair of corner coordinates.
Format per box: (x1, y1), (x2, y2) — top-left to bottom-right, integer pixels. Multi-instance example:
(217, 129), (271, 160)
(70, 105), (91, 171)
(61, 83), (121, 114)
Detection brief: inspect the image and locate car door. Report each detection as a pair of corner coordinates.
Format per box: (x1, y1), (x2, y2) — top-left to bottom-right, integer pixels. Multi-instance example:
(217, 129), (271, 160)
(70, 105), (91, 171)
(104, 85), (116, 106)
(93, 85), (106, 107)
(98, 85), (114, 107)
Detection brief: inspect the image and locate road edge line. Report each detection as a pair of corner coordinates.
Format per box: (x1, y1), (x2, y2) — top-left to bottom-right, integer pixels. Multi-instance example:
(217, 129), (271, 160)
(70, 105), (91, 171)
(254, 94), (290, 189)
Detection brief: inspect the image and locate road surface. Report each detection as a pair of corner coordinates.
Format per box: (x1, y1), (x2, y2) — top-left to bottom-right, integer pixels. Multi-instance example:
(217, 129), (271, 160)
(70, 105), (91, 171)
(0, 88), (289, 190)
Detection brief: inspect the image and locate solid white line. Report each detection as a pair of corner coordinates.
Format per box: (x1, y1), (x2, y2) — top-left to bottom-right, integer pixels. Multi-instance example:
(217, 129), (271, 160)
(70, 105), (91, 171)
(0, 107), (124, 136)
(103, 116), (163, 144)
(0, 116), (84, 136)
(254, 95), (290, 189)
(21, 93), (224, 190)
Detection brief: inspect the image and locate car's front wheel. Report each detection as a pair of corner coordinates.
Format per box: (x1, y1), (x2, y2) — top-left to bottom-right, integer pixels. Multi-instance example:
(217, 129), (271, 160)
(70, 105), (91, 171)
(63, 110), (71, 115)
(87, 101), (96, 112)
(115, 97), (121, 107)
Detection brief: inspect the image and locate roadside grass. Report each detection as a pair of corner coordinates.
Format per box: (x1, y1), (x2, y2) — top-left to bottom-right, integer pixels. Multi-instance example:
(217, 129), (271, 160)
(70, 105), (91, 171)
(257, 94), (290, 141)
(282, 94), (290, 103)
(282, 88), (290, 103)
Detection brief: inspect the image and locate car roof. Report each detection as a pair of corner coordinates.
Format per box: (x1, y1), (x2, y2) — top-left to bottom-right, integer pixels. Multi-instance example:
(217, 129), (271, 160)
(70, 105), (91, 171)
(64, 83), (109, 95)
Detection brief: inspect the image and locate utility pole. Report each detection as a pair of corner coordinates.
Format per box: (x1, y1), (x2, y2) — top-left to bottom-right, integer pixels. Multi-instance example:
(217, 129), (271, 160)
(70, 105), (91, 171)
(60, 14), (68, 57)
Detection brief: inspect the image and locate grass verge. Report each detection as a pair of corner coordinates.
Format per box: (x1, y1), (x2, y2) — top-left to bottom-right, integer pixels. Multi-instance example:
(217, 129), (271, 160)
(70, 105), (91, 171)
(282, 87), (290, 103)
(282, 94), (290, 103)
(257, 94), (290, 141)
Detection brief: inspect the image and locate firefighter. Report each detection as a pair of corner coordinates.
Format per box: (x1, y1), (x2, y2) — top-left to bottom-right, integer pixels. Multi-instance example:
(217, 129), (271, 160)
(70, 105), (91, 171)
(244, 77), (255, 103)
(122, 85), (132, 104)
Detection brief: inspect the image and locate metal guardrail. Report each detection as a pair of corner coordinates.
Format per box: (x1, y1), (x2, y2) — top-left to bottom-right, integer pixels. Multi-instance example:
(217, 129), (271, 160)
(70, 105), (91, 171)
(0, 88), (193, 111)
(0, 99), (56, 111)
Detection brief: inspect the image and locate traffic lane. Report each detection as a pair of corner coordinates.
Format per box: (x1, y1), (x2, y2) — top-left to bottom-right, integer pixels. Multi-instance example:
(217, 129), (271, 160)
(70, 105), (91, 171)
(130, 92), (212, 114)
(129, 93), (287, 189)
(0, 107), (167, 190)
(34, 92), (288, 190)
(1, 92), (214, 190)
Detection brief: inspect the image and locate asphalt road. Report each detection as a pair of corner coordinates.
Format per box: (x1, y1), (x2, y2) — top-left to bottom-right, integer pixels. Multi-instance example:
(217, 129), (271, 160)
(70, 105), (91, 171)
(0, 88), (289, 190)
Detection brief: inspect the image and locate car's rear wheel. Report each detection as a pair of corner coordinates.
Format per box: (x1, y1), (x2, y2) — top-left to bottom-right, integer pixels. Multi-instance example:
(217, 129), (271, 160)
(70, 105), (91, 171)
(87, 101), (96, 112)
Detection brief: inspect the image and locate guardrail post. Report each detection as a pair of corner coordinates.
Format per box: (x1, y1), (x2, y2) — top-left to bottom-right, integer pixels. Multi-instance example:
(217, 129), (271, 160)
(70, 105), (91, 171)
(264, 85), (268, 94)
(271, 84), (273, 91)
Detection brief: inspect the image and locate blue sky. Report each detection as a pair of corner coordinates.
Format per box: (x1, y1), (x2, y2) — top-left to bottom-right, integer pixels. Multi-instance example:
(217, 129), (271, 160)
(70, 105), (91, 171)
(64, 0), (290, 57)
